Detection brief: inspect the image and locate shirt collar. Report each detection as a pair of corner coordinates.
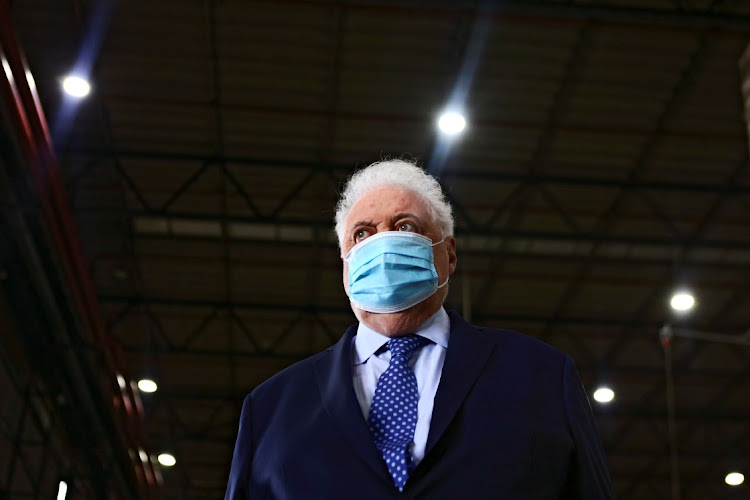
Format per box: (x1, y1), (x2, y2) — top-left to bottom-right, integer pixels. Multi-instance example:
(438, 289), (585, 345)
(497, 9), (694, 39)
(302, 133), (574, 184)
(352, 307), (450, 366)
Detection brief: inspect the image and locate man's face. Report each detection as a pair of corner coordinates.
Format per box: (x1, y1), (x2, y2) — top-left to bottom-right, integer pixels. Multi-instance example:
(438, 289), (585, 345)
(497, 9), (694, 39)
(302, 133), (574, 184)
(341, 186), (457, 337)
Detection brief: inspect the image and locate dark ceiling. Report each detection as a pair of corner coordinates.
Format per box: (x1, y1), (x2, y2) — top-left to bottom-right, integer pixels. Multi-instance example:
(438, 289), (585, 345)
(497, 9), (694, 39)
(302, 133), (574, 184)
(3, 0), (750, 498)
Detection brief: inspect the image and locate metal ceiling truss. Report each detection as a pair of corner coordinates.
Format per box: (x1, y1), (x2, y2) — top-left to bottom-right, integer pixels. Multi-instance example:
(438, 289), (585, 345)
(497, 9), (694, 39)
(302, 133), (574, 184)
(63, 155), (750, 259)
(597, 150), (750, 369)
(68, 147), (750, 196)
(100, 293), (738, 331)
(620, 371), (750, 497)
(295, 0), (750, 31)
(534, 26), (716, 340)
(0, 348), (66, 499)
(469, 17), (593, 346)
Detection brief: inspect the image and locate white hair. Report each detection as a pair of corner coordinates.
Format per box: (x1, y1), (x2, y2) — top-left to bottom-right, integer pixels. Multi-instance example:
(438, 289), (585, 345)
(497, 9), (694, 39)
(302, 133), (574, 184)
(334, 159), (454, 248)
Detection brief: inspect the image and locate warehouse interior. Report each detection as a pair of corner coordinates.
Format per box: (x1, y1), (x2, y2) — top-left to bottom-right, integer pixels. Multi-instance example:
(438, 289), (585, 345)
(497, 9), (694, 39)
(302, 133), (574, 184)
(1, 0), (750, 498)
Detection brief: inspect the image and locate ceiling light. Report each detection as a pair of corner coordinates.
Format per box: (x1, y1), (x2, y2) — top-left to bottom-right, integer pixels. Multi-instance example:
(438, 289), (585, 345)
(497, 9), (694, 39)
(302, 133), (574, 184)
(725, 472), (744, 486)
(670, 292), (695, 312)
(158, 453), (176, 467)
(116, 374), (126, 390)
(137, 379), (157, 393)
(57, 481), (68, 500)
(62, 75), (91, 98)
(437, 112), (466, 135)
(593, 387), (615, 403)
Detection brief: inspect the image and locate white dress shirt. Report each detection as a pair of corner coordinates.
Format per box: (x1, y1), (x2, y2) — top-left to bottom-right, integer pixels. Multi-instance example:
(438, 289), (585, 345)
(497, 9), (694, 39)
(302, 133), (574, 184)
(351, 307), (450, 466)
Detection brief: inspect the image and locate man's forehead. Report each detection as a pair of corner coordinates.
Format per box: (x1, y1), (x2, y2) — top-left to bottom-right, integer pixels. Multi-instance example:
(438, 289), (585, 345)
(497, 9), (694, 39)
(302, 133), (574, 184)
(346, 186), (430, 223)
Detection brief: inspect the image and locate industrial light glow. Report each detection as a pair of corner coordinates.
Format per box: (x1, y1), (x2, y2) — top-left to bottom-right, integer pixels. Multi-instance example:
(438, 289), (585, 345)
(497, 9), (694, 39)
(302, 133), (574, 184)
(2, 57), (11, 80)
(437, 112), (466, 135)
(62, 75), (91, 97)
(57, 480), (68, 500)
(158, 453), (176, 467)
(670, 292), (695, 312)
(593, 387), (615, 403)
(137, 378), (157, 393)
(26, 71), (37, 91)
(725, 472), (744, 486)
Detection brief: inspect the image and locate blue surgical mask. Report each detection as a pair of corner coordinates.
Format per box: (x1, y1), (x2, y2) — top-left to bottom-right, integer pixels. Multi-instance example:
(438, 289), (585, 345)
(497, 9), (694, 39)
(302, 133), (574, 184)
(343, 231), (449, 314)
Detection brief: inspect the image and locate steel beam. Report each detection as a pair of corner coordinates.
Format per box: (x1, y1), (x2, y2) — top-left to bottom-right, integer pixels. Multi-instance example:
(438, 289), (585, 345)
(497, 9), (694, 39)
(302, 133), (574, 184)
(121, 233), (750, 271)
(65, 148), (750, 195)
(121, 349), (748, 382)
(99, 293), (750, 333)
(69, 208), (750, 251)
(535, 29), (715, 341)
(261, 0), (750, 31)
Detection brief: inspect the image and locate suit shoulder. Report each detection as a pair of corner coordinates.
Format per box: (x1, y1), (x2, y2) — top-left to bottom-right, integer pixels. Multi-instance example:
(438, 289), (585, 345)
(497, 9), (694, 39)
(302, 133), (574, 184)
(449, 311), (569, 364)
(472, 325), (572, 382)
(481, 326), (565, 358)
(449, 311), (570, 367)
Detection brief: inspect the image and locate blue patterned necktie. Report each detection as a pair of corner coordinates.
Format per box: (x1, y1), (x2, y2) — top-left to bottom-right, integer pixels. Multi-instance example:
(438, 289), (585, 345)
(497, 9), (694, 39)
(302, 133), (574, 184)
(367, 335), (425, 491)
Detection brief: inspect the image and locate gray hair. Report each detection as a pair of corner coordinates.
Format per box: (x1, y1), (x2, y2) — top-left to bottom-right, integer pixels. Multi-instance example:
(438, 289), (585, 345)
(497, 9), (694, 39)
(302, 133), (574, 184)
(334, 160), (454, 248)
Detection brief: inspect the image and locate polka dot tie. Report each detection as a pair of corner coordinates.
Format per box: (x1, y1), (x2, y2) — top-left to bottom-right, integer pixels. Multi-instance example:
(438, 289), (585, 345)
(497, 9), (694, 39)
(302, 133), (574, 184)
(367, 335), (425, 492)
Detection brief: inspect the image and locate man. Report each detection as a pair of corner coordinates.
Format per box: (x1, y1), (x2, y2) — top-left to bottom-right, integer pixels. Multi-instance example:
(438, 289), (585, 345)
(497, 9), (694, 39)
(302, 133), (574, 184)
(225, 160), (614, 499)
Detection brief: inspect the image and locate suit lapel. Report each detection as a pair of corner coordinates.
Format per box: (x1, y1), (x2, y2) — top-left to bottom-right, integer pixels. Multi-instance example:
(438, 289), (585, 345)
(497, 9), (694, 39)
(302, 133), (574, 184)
(424, 311), (495, 455)
(313, 325), (390, 483)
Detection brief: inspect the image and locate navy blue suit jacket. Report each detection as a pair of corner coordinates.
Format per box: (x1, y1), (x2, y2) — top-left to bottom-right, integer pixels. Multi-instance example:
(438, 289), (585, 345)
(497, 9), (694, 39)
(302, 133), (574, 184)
(225, 311), (614, 499)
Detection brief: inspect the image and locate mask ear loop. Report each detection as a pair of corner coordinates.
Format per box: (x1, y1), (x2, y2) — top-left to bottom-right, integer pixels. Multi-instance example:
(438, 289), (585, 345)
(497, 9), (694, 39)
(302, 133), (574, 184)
(433, 235), (450, 289)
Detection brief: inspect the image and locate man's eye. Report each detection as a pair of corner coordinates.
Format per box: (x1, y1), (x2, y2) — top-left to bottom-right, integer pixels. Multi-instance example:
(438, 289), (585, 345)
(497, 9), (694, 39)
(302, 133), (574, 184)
(354, 229), (372, 243)
(397, 222), (417, 232)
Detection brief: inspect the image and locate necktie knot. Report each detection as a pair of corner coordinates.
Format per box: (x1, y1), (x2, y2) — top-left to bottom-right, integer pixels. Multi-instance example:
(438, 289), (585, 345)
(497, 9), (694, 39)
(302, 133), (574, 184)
(387, 335), (424, 360)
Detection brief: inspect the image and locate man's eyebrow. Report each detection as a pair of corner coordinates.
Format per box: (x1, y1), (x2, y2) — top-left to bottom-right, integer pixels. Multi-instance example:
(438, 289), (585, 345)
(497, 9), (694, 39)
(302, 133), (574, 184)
(348, 213), (423, 230)
(390, 212), (424, 223)
(349, 219), (374, 229)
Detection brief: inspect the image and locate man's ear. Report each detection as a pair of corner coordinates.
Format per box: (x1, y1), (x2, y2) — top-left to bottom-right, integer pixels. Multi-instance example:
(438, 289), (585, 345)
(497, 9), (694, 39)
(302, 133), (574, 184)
(446, 236), (457, 275)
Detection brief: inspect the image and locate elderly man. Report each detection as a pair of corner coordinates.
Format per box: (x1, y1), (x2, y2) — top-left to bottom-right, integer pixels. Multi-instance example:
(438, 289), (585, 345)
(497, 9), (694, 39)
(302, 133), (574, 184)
(225, 160), (614, 499)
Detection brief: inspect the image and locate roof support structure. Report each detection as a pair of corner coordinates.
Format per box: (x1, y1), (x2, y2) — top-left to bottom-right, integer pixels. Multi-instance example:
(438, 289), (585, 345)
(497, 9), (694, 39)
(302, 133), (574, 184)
(268, 0), (750, 31)
(65, 148), (750, 195)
